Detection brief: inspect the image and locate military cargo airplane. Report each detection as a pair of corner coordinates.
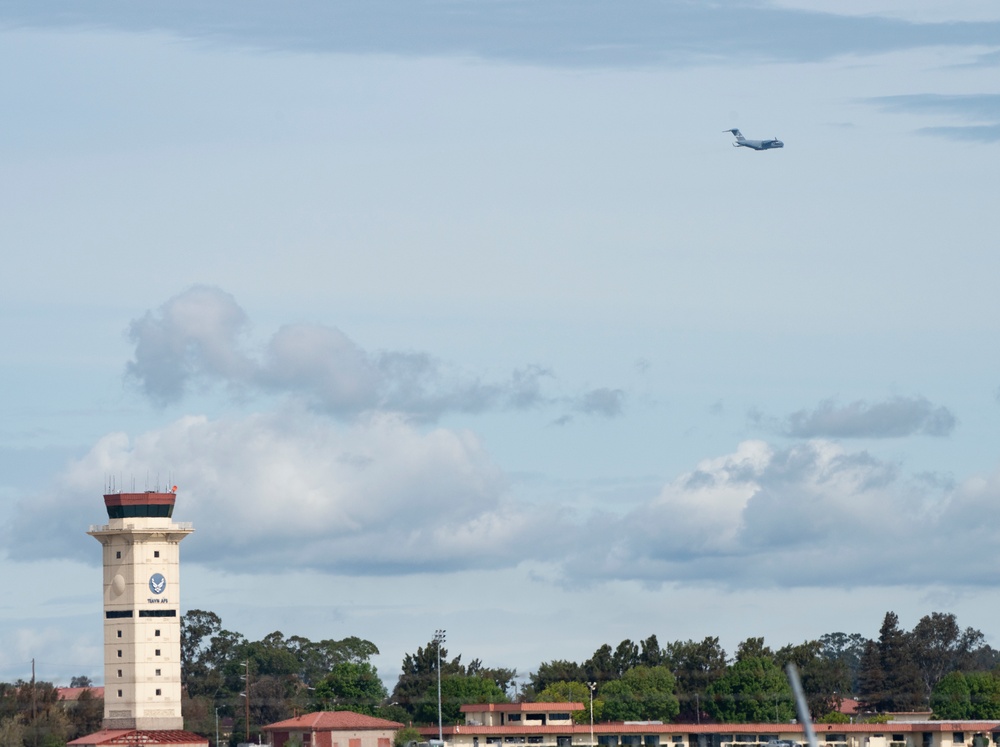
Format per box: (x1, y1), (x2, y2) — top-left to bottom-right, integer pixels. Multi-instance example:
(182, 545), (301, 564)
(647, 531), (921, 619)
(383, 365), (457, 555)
(725, 128), (784, 150)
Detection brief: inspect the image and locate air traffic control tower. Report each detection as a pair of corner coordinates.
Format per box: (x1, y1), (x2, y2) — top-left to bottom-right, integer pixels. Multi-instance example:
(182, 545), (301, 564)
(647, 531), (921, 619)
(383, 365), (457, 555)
(88, 490), (193, 731)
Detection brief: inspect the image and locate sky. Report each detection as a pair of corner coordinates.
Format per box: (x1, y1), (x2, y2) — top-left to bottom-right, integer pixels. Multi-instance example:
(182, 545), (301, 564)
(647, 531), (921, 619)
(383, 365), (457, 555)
(2, 0), (1000, 693)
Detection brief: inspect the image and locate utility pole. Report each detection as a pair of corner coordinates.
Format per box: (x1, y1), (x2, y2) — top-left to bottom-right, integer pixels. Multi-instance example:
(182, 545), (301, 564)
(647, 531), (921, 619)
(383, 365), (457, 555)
(244, 660), (251, 743)
(32, 659), (38, 747)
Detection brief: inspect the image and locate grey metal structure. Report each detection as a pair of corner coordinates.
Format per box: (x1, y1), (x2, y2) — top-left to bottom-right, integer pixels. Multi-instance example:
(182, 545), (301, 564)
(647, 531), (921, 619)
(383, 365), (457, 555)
(725, 128), (784, 150)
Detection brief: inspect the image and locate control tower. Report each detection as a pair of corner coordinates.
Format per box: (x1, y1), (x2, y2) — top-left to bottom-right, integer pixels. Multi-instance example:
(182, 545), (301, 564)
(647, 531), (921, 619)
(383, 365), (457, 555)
(87, 490), (194, 731)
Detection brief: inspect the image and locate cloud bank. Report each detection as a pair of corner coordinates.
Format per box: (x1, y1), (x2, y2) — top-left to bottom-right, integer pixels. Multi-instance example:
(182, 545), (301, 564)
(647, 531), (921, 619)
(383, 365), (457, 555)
(3, 1), (1000, 68)
(125, 286), (621, 421)
(9, 417), (1000, 590)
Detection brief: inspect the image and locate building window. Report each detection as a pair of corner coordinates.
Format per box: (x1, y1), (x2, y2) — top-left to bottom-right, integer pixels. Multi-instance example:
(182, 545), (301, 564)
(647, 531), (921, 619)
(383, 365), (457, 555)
(673, 739), (685, 745)
(508, 715), (522, 722)
(117, 650), (122, 658)
(156, 669), (161, 676)
(155, 649), (161, 656)
(154, 551), (160, 558)
(550, 713), (571, 721)
(155, 629), (161, 636)
(117, 670), (123, 678)
(156, 689), (162, 696)
(954, 735), (965, 745)
(117, 690), (123, 697)
(117, 630), (122, 638)
(529, 739), (544, 744)
(116, 551), (121, 559)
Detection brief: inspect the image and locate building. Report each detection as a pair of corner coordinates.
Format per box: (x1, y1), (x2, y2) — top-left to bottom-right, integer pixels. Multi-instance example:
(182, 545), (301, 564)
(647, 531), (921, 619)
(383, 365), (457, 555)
(263, 711), (405, 747)
(70, 489), (206, 747)
(416, 702), (1000, 747)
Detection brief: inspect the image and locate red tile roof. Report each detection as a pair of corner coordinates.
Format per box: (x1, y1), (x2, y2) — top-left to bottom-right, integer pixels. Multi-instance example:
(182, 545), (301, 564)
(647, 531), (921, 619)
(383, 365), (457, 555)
(264, 712), (404, 731)
(68, 730), (207, 746)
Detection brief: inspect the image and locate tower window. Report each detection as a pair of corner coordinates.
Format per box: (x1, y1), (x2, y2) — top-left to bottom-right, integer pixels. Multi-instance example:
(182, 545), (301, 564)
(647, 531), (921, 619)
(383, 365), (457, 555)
(155, 629), (161, 636)
(155, 649), (161, 656)
(117, 690), (123, 698)
(117, 630), (122, 638)
(117, 670), (122, 678)
(116, 551), (121, 559)
(155, 669), (161, 676)
(117, 650), (122, 658)
(154, 551), (160, 558)
(155, 689), (162, 696)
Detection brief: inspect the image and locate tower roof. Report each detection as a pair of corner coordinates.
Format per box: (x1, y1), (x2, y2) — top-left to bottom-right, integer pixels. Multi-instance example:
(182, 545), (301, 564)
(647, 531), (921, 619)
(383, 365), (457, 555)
(103, 491), (177, 519)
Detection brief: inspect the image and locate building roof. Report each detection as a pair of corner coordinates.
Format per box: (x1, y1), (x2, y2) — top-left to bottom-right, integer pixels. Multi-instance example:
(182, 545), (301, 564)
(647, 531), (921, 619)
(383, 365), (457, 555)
(420, 721), (1000, 738)
(68, 730), (207, 747)
(264, 712), (404, 732)
(58, 686), (105, 701)
(461, 703), (585, 713)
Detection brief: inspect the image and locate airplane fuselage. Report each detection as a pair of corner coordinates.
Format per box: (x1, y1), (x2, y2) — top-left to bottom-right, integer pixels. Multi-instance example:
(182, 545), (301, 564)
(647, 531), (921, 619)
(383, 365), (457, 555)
(725, 128), (783, 150)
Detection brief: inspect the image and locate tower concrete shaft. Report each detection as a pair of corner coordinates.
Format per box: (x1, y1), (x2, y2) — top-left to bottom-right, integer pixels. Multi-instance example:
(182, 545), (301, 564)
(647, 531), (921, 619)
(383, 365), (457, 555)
(88, 491), (193, 731)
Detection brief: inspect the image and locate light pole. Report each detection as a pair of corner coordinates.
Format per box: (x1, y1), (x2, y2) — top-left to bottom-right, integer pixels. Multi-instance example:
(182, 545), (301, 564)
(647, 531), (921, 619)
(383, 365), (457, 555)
(434, 630), (446, 742)
(588, 682), (596, 747)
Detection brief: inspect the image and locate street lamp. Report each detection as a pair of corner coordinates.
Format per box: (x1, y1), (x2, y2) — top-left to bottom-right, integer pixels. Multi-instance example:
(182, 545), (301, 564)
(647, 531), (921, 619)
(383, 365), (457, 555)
(588, 682), (596, 747)
(434, 630), (446, 742)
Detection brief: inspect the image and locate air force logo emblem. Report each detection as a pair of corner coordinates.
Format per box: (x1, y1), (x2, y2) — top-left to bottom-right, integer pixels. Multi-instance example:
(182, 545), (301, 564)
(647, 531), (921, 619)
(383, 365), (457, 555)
(149, 573), (167, 595)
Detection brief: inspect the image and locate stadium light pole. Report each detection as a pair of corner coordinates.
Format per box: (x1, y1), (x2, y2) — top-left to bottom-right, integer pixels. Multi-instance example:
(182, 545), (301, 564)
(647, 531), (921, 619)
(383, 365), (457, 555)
(435, 630), (447, 742)
(588, 682), (596, 747)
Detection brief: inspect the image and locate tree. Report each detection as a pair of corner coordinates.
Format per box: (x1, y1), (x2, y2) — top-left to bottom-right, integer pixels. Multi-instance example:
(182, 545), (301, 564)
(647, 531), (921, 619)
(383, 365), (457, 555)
(876, 612), (924, 711)
(394, 727), (422, 747)
(736, 638), (773, 663)
(856, 640), (885, 712)
(413, 676), (507, 725)
(531, 661), (585, 693)
(0, 716), (25, 747)
(69, 676), (92, 689)
(311, 662), (388, 716)
(775, 641), (849, 719)
(640, 636), (665, 668)
(705, 657), (794, 723)
(930, 672), (970, 719)
(392, 639), (463, 718)
(466, 660), (517, 696)
(665, 637), (727, 722)
(818, 632), (868, 693)
(612, 640), (640, 678)
(584, 645), (616, 685)
(910, 613), (985, 699)
(965, 671), (1000, 719)
(600, 666), (679, 723)
(536, 682), (601, 723)
(66, 687), (104, 739)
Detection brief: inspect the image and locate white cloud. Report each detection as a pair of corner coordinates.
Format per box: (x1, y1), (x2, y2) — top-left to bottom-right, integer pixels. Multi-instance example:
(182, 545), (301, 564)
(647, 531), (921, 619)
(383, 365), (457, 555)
(7, 409), (567, 575)
(125, 286), (619, 421)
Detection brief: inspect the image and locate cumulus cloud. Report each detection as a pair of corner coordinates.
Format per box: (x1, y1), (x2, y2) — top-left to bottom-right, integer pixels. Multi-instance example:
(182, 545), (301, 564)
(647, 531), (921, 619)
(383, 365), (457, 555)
(6, 410), (568, 574)
(10, 423), (1000, 589)
(563, 438), (1000, 589)
(125, 286), (619, 420)
(783, 395), (956, 438)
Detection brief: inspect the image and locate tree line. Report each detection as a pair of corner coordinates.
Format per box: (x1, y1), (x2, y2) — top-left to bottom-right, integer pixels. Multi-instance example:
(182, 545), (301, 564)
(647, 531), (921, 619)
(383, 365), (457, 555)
(3, 608), (999, 747)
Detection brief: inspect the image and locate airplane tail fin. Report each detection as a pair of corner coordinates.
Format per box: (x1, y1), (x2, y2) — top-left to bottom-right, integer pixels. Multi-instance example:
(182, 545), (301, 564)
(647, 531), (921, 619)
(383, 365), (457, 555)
(724, 128), (745, 140)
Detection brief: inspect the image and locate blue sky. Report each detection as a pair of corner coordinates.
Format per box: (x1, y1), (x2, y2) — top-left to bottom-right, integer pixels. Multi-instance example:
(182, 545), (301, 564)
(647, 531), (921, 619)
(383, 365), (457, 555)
(2, 0), (1000, 690)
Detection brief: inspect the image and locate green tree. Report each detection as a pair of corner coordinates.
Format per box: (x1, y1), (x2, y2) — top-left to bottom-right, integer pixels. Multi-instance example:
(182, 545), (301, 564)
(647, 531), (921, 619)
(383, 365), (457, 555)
(736, 638), (773, 663)
(391, 639), (463, 718)
(584, 645), (615, 685)
(966, 672), (1000, 719)
(413, 675), (507, 725)
(66, 687), (104, 739)
(612, 641), (640, 678)
(640, 636), (666, 668)
(876, 612), (924, 711)
(600, 666), (679, 723)
(311, 662), (388, 715)
(911, 613), (985, 699)
(536, 682), (601, 724)
(665, 637), (727, 723)
(394, 727), (422, 747)
(856, 640), (885, 712)
(775, 640), (849, 719)
(818, 632), (868, 693)
(531, 661), (586, 693)
(0, 716), (25, 747)
(705, 657), (794, 723)
(931, 672), (970, 719)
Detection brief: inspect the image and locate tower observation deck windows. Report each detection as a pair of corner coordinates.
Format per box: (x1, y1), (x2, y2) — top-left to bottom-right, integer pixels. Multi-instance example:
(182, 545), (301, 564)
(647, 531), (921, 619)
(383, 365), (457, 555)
(106, 504), (173, 519)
